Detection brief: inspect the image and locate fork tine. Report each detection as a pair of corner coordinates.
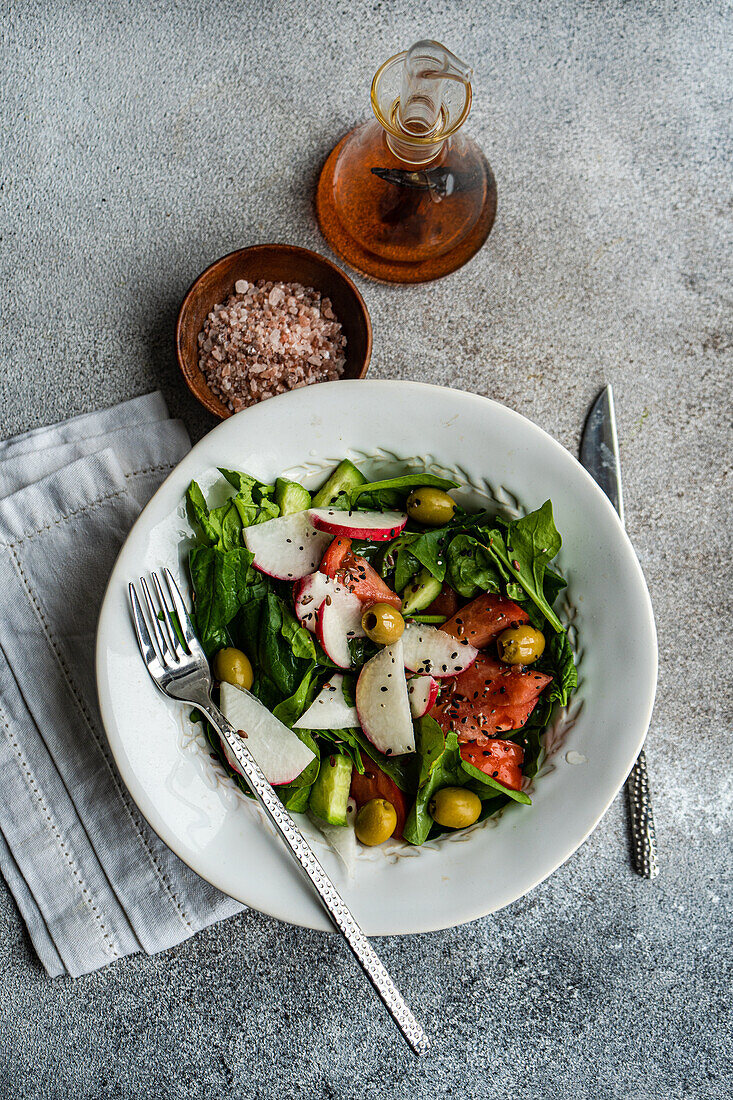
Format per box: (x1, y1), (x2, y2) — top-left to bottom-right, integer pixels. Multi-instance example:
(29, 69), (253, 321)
(152, 571), (183, 657)
(129, 583), (159, 669)
(163, 568), (204, 658)
(140, 576), (171, 662)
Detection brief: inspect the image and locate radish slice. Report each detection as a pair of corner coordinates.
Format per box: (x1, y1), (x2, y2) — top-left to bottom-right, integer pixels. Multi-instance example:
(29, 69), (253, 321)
(407, 674), (440, 718)
(402, 621), (478, 678)
(308, 508), (407, 542)
(243, 512), (331, 581)
(356, 638), (415, 756)
(219, 683), (316, 784)
(293, 674), (359, 730)
(315, 588), (365, 668)
(293, 571), (340, 632)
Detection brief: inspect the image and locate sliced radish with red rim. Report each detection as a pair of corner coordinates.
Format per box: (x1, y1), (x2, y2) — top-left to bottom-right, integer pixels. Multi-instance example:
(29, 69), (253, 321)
(308, 508), (407, 542)
(315, 588), (366, 669)
(356, 638), (415, 756)
(407, 674), (440, 718)
(293, 674), (359, 730)
(243, 512), (332, 581)
(402, 621), (478, 678)
(219, 683), (316, 784)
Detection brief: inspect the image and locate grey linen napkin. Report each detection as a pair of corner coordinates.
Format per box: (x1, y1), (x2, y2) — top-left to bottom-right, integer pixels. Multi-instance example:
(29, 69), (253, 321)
(0, 392), (243, 977)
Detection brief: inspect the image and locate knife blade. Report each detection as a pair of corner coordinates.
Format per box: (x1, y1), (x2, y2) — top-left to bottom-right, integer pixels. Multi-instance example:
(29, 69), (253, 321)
(580, 385), (659, 879)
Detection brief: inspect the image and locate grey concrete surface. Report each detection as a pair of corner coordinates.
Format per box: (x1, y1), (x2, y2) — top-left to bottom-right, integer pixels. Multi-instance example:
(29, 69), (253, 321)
(1, 1), (731, 1097)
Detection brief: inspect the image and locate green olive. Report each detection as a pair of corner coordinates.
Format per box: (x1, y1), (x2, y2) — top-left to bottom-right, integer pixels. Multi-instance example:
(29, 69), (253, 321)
(429, 787), (482, 829)
(361, 602), (405, 645)
(406, 487), (456, 526)
(213, 647), (254, 689)
(355, 799), (397, 846)
(497, 624), (546, 665)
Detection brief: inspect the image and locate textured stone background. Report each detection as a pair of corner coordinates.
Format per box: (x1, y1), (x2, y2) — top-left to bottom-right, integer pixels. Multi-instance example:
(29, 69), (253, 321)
(1, 1), (731, 1097)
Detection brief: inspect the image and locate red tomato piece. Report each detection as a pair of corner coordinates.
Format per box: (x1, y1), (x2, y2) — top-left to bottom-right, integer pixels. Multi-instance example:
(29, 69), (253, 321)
(451, 651), (507, 698)
(486, 669), (553, 707)
(425, 583), (459, 619)
(430, 693), (539, 738)
(350, 763), (407, 839)
(458, 734), (524, 791)
(449, 651), (552, 709)
(442, 593), (530, 648)
(319, 536), (401, 609)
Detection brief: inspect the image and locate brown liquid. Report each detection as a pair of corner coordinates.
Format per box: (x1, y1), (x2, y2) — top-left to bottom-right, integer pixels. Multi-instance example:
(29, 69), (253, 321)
(316, 122), (497, 283)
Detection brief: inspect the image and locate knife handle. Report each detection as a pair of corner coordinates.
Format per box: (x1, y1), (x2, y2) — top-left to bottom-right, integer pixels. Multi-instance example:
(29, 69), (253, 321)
(625, 749), (659, 879)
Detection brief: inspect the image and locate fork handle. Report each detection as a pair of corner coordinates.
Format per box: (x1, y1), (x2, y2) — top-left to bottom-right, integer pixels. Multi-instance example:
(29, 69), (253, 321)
(201, 704), (429, 1056)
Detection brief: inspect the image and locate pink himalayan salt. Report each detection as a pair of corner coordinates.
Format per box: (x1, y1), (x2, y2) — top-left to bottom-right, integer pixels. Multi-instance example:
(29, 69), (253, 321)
(198, 279), (347, 413)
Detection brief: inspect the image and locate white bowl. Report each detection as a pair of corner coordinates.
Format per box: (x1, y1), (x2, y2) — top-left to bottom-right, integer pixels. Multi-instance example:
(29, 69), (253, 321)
(96, 381), (657, 934)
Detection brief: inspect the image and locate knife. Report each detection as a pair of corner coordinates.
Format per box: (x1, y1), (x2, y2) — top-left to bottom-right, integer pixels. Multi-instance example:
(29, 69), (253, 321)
(580, 385), (659, 879)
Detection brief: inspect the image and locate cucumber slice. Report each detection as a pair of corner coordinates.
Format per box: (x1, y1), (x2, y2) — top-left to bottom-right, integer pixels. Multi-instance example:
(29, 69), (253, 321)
(400, 568), (443, 615)
(275, 477), (311, 515)
(308, 753), (353, 826)
(311, 459), (367, 508)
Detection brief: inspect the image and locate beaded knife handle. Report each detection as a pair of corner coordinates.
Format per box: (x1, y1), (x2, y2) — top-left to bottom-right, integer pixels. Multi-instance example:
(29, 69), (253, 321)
(626, 749), (658, 879)
(580, 385), (659, 880)
(202, 704), (430, 1055)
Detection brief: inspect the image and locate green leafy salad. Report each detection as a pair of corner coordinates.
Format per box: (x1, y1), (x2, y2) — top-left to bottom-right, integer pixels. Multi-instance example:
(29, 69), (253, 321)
(184, 458), (577, 861)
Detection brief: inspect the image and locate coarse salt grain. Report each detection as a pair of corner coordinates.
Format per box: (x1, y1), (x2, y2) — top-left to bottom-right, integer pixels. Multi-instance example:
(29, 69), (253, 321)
(198, 279), (347, 413)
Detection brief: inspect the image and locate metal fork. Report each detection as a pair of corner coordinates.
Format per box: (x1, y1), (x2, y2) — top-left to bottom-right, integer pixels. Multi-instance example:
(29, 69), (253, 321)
(128, 569), (429, 1056)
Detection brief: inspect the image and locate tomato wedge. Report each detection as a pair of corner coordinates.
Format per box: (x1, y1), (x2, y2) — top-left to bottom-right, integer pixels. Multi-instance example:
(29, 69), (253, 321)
(320, 536), (401, 608)
(450, 652), (552, 709)
(458, 734), (524, 791)
(442, 593), (529, 648)
(350, 762), (407, 838)
(431, 693), (539, 738)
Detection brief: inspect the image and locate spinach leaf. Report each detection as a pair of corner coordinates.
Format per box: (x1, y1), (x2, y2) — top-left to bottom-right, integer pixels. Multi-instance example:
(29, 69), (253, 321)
(340, 674), (356, 708)
(543, 630), (578, 706)
(348, 473), (458, 508)
(313, 726), (413, 788)
(348, 728), (414, 791)
(278, 784), (313, 812)
(445, 533), (503, 598)
(510, 696), (554, 778)
(206, 498), (246, 551)
(347, 636), (381, 667)
(414, 715), (446, 786)
(458, 759), (532, 804)
(409, 510), (498, 583)
(186, 481), (221, 546)
(188, 546), (265, 656)
(186, 470), (279, 554)
(544, 567), (567, 608)
(410, 527), (452, 582)
(395, 546), (422, 591)
(230, 591), (317, 706)
(316, 730), (366, 774)
(403, 731), (465, 846)
(377, 532), (422, 590)
(272, 664), (321, 727)
(480, 502), (564, 631)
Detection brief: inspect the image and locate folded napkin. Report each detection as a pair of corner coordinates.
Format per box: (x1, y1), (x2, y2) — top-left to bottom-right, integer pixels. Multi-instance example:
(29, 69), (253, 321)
(0, 393), (243, 978)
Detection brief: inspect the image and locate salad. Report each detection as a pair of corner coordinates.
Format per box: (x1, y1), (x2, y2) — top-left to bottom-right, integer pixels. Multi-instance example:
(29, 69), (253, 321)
(184, 459), (577, 862)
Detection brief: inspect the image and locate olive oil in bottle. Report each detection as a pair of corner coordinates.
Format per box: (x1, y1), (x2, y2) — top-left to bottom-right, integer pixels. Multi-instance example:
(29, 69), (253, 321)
(316, 40), (497, 283)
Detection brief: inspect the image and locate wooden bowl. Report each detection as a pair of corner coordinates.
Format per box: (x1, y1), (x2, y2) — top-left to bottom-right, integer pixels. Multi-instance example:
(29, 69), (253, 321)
(176, 244), (372, 419)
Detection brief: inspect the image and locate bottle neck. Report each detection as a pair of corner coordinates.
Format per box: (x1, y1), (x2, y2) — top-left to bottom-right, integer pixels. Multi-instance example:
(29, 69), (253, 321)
(385, 131), (446, 165)
(383, 104), (448, 165)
